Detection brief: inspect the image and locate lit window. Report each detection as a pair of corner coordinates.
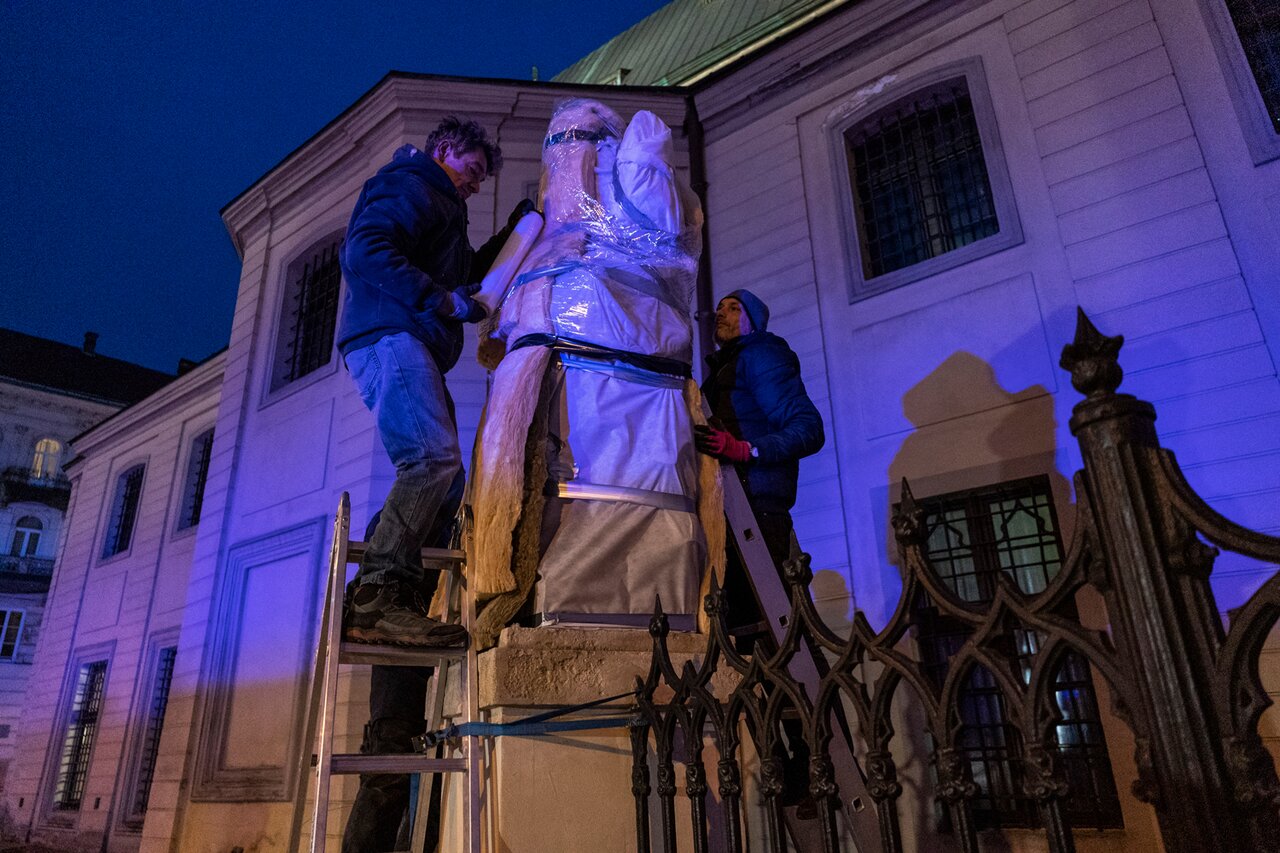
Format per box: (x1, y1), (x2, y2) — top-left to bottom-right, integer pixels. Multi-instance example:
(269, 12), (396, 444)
(177, 430), (214, 531)
(31, 438), (62, 480)
(911, 476), (1121, 829)
(128, 646), (176, 820)
(103, 465), (145, 559)
(0, 610), (24, 660)
(271, 237), (342, 392)
(53, 660), (108, 810)
(1223, 0), (1280, 134)
(10, 516), (42, 557)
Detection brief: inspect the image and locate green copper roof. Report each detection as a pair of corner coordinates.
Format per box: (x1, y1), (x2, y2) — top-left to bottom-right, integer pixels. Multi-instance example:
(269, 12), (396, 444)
(554, 0), (842, 87)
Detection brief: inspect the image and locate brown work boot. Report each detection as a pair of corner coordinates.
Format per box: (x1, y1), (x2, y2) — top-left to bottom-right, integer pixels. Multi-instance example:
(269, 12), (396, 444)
(343, 580), (467, 647)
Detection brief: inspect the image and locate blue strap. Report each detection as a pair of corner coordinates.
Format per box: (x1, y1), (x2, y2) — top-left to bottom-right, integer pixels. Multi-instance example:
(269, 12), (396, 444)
(545, 128), (616, 149)
(416, 688), (638, 749)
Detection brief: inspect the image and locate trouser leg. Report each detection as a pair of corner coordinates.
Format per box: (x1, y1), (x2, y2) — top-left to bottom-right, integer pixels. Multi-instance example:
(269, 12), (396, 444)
(342, 470), (464, 853)
(344, 333), (462, 587)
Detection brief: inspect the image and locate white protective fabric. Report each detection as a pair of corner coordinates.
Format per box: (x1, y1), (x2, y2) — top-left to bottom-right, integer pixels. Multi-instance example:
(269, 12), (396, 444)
(473, 99), (711, 628)
(535, 355), (704, 627)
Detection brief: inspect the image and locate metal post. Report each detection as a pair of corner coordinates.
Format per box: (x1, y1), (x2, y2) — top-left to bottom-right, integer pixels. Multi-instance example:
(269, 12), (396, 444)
(1060, 308), (1256, 853)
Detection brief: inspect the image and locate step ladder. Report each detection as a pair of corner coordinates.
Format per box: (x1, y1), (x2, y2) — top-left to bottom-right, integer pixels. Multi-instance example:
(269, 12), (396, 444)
(291, 492), (483, 853)
(721, 471), (879, 853)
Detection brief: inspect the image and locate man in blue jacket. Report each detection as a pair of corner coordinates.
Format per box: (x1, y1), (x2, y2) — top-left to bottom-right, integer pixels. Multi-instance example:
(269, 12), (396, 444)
(337, 116), (529, 853)
(339, 116), (529, 647)
(696, 288), (825, 813)
(696, 288), (825, 578)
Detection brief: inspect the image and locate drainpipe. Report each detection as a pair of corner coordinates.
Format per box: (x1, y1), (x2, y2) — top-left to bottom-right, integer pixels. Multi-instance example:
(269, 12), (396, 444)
(684, 93), (714, 372)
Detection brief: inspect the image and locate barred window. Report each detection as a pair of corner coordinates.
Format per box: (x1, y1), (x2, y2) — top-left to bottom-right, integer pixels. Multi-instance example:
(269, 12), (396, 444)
(0, 610), (24, 660)
(911, 476), (1122, 830)
(845, 77), (999, 279)
(102, 464), (145, 559)
(177, 430), (214, 531)
(1223, 0), (1280, 133)
(271, 237), (341, 391)
(53, 660), (107, 810)
(128, 646), (176, 820)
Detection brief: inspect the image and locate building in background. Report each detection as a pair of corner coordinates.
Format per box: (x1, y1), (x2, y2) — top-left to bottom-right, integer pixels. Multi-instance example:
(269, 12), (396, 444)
(4, 0), (1279, 850)
(0, 330), (171, 803)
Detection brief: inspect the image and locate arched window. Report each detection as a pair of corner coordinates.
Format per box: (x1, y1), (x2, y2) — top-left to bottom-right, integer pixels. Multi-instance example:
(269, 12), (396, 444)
(10, 516), (42, 557)
(833, 60), (1021, 298)
(32, 438), (62, 480)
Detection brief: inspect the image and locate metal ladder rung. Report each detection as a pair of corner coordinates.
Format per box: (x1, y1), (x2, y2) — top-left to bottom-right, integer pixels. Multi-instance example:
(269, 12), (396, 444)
(329, 754), (468, 775)
(344, 542), (466, 566)
(295, 492), (483, 853)
(338, 642), (466, 667)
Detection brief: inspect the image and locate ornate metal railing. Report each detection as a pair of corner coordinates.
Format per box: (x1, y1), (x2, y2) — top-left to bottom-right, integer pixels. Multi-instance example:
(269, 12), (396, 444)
(630, 309), (1280, 853)
(0, 554), (55, 576)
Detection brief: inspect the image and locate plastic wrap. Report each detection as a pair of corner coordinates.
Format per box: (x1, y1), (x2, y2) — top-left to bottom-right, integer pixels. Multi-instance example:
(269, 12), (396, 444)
(467, 100), (715, 636)
(485, 99), (704, 366)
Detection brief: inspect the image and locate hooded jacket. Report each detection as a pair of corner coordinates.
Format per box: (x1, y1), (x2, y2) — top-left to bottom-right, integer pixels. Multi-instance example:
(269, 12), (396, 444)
(702, 327), (825, 513)
(337, 145), (506, 371)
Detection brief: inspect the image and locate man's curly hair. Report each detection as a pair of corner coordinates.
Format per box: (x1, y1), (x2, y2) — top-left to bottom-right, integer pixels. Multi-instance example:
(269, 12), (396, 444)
(426, 116), (503, 175)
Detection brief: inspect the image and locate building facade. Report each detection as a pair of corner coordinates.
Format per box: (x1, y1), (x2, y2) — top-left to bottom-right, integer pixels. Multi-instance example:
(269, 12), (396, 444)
(5, 0), (1278, 850)
(0, 330), (170, 810)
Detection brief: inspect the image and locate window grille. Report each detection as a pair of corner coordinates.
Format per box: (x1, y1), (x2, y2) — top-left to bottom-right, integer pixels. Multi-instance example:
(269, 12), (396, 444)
(53, 660), (107, 810)
(130, 646), (176, 818)
(10, 516), (42, 557)
(1224, 0), (1280, 133)
(177, 430), (214, 531)
(911, 476), (1122, 829)
(275, 240), (341, 390)
(844, 77), (999, 278)
(0, 610), (24, 660)
(102, 465), (145, 559)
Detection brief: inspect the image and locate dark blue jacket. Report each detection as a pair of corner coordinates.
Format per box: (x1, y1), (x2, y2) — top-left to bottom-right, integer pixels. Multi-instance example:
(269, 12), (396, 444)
(702, 331), (825, 513)
(337, 145), (505, 371)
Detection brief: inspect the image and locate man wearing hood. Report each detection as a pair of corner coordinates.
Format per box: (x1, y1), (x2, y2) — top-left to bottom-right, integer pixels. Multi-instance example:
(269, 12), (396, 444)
(336, 116), (529, 852)
(696, 288), (825, 813)
(697, 288), (825, 581)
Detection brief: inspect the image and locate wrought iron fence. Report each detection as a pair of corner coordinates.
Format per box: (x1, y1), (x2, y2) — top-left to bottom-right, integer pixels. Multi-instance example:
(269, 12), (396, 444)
(630, 309), (1280, 853)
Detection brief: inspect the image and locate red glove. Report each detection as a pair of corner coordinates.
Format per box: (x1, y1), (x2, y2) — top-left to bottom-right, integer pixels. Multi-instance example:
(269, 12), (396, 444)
(694, 424), (752, 463)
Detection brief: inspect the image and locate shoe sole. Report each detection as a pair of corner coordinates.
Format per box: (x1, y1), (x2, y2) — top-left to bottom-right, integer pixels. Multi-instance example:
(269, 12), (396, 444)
(344, 626), (468, 649)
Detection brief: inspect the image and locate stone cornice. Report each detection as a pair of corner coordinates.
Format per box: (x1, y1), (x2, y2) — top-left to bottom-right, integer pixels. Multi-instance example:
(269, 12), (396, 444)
(66, 351), (227, 462)
(692, 0), (996, 137)
(220, 73), (692, 253)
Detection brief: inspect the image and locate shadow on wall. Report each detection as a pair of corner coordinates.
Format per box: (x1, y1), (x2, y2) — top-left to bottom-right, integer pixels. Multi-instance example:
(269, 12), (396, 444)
(858, 350), (1077, 631)
(882, 350), (1074, 851)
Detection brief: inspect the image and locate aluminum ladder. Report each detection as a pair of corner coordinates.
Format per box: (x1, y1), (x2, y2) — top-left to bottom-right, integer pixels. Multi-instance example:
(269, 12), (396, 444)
(721, 471), (879, 853)
(291, 492), (482, 853)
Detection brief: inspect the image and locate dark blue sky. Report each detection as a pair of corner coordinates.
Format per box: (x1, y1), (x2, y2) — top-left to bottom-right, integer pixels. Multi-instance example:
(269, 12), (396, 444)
(1, 1), (667, 372)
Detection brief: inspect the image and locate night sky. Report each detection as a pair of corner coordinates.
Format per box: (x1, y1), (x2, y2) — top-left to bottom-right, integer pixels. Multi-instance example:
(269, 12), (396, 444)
(1, 1), (668, 373)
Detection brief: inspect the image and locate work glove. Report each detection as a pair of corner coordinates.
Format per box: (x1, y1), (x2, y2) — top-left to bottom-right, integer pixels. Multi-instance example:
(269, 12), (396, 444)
(506, 197), (538, 230)
(436, 282), (487, 323)
(694, 424), (752, 463)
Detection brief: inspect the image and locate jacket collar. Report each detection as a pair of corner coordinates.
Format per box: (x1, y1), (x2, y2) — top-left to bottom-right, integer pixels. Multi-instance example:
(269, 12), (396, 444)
(706, 331), (763, 372)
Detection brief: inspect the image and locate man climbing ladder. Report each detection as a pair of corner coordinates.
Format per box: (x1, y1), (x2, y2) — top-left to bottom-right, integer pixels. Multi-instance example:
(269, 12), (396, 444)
(334, 113), (531, 853)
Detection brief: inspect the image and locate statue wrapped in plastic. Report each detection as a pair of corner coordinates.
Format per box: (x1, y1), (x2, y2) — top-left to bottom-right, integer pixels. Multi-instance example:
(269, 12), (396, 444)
(460, 99), (724, 648)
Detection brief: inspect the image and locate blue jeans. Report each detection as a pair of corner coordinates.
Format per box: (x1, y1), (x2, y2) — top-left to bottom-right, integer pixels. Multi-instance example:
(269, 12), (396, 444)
(345, 332), (465, 587)
(343, 333), (464, 852)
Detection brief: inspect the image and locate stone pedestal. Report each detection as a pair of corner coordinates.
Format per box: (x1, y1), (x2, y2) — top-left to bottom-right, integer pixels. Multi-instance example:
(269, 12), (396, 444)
(439, 626), (738, 853)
